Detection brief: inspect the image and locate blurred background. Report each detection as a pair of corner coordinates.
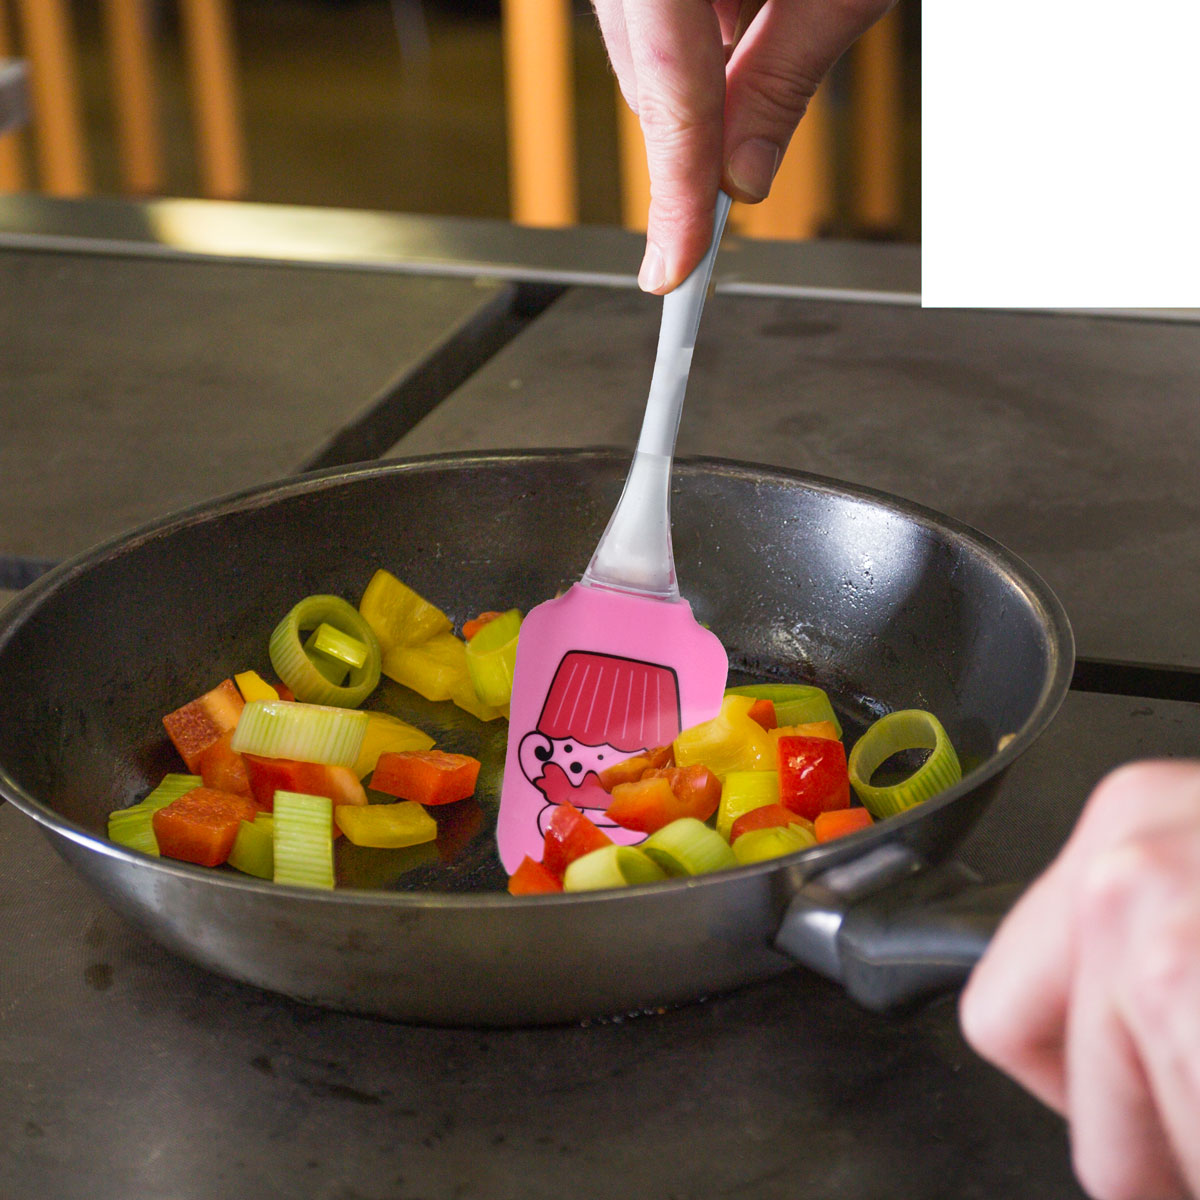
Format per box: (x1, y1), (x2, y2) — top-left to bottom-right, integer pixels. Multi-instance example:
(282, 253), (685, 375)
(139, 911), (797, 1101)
(0, 0), (919, 243)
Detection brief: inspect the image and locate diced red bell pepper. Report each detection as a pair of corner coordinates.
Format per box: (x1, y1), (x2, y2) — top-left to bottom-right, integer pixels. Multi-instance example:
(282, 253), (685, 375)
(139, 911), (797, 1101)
(152, 786), (258, 867)
(243, 754), (367, 813)
(541, 802), (613, 879)
(197, 730), (252, 799)
(606, 765), (722, 833)
(597, 744), (673, 791)
(747, 698), (778, 730)
(370, 750), (481, 806)
(776, 735), (851, 822)
(507, 855), (564, 895)
(729, 802), (811, 843)
(162, 679), (245, 772)
(813, 806), (875, 843)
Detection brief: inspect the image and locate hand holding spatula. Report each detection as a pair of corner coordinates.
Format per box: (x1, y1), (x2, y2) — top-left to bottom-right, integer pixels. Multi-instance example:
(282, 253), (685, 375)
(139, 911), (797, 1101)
(497, 194), (733, 872)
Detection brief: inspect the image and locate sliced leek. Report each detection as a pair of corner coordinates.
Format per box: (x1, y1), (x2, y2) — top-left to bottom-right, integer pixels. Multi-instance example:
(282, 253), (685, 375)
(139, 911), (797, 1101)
(562, 844), (667, 891)
(228, 815), (274, 879)
(848, 709), (962, 819)
(641, 818), (736, 876)
(231, 699), (368, 767)
(269, 594), (382, 708)
(731, 823), (816, 865)
(464, 608), (522, 706)
(725, 683), (842, 738)
(272, 791), (335, 889)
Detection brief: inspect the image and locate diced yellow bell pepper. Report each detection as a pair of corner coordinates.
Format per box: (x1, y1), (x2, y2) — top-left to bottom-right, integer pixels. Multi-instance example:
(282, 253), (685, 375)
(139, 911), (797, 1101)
(234, 669), (280, 704)
(673, 695), (774, 777)
(352, 711), (436, 778)
(382, 632), (469, 702)
(359, 569), (453, 652)
(334, 800), (438, 848)
(716, 770), (781, 840)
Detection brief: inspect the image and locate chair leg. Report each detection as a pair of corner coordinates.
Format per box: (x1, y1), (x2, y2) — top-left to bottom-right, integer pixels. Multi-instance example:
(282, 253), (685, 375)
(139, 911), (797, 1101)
(102, 0), (165, 195)
(178, 0), (246, 199)
(501, 0), (576, 227)
(14, 0), (91, 195)
(0, 0), (28, 192)
(850, 5), (904, 234)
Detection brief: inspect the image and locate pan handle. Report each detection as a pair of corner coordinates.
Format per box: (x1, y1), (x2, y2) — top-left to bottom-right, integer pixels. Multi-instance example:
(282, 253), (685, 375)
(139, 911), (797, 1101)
(773, 846), (1024, 1012)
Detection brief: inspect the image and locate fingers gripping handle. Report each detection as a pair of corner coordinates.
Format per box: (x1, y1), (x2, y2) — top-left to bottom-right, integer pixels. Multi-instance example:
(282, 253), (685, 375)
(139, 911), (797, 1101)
(584, 192), (733, 599)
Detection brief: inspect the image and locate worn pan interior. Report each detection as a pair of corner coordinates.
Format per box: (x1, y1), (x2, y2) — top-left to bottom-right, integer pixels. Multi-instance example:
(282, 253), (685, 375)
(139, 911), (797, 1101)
(0, 452), (1072, 1024)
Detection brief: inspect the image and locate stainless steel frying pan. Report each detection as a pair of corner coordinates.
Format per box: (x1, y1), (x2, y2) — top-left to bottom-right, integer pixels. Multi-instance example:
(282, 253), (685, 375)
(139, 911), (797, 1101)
(0, 452), (1073, 1025)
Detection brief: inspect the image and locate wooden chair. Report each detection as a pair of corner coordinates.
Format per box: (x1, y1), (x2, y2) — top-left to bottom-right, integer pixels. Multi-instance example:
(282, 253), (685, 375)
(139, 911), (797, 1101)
(0, 0), (246, 199)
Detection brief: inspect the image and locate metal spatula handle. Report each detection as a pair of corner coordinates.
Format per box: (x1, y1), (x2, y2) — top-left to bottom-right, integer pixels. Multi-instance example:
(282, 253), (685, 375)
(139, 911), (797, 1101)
(583, 191), (733, 600)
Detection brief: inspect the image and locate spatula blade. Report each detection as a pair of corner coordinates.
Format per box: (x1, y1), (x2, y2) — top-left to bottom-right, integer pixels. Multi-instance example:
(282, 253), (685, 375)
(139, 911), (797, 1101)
(498, 584), (728, 872)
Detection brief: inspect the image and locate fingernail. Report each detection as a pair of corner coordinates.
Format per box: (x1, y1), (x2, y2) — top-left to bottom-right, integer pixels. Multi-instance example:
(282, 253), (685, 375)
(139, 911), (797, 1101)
(638, 242), (666, 293)
(728, 138), (781, 201)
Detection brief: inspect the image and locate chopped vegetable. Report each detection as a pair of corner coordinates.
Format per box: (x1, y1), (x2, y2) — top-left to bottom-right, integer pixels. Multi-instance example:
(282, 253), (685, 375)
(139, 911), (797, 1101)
(242, 753), (367, 812)
(728, 803), (810, 843)
(747, 698), (777, 730)
(606, 765), (721, 833)
(725, 683), (842, 738)
(715, 770), (781, 840)
(813, 807), (875, 842)
(768, 720), (840, 745)
(370, 749), (481, 806)
(464, 608), (522, 706)
(162, 679), (245, 772)
(152, 787), (258, 867)
(382, 632), (469, 702)
(197, 729), (252, 798)
(272, 790), (335, 889)
(640, 817), (737, 876)
(351, 710), (435, 779)
(334, 801), (437, 848)
(462, 611), (504, 641)
(358, 569), (453, 649)
(447, 674), (509, 722)
(507, 855), (564, 895)
(672, 694), (773, 777)
(230, 700), (368, 767)
(776, 735), (851, 822)
(541, 802), (613, 878)
(597, 744), (674, 791)
(563, 844), (667, 891)
(731, 822), (817, 865)
(847, 709), (962, 818)
(234, 670), (281, 704)
(228, 814), (275, 879)
(269, 595), (382, 708)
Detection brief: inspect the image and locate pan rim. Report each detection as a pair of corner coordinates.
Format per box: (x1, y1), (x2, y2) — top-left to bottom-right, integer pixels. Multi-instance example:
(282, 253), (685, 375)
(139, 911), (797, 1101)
(0, 448), (1075, 906)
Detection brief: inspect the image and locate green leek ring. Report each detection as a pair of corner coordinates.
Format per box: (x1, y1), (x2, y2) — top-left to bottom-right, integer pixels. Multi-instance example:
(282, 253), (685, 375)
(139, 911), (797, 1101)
(269, 595), (382, 708)
(848, 709), (962, 819)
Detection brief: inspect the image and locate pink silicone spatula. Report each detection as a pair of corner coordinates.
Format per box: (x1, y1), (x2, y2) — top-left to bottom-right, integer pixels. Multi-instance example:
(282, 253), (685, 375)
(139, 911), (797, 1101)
(498, 192), (733, 871)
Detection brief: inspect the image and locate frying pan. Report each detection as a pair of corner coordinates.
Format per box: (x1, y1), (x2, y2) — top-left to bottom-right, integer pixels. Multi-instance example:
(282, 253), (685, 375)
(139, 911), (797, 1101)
(0, 451), (1073, 1025)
